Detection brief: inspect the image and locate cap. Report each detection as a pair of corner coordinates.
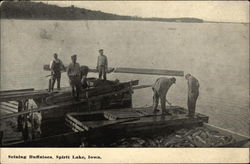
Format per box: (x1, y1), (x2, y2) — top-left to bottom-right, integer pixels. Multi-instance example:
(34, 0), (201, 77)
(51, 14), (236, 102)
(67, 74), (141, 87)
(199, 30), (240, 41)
(71, 54), (77, 58)
(171, 77), (176, 83)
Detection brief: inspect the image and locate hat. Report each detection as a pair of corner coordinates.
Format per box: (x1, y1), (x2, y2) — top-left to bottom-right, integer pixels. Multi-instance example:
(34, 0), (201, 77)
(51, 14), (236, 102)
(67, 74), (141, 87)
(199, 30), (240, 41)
(71, 54), (77, 58)
(171, 77), (176, 83)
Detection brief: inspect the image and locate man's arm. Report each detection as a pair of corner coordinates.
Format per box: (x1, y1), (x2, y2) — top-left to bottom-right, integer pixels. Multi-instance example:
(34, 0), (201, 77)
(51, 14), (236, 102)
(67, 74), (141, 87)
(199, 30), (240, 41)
(50, 61), (54, 70)
(60, 60), (66, 71)
(67, 64), (70, 78)
(105, 56), (108, 70)
(50, 61), (55, 74)
(96, 56), (99, 69)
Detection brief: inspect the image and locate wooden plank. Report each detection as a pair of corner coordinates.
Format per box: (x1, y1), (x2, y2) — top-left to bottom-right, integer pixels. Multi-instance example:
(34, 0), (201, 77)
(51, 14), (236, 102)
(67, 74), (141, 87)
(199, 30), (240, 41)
(45, 80), (138, 104)
(1, 102), (18, 109)
(114, 67), (184, 76)
(104, 110), (141, 120)
(0, 105), (17, 113)
(8, 101), (19, 106)
(44, 64), (184, 76)
(133, 85), (152, 90)
(0, 87), (133, 120)
(0, 92), (50, 102)
(0, 107), (14, 114)
(43, 64), (115, 73)
(65, 117), (86, 132)
(0, 88), (34, 94)
(79, 118), (140, 129)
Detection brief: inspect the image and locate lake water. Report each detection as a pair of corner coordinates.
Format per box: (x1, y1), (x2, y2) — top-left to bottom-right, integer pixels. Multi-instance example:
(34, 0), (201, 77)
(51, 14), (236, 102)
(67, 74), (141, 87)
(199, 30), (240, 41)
(1, 19), (249, 136)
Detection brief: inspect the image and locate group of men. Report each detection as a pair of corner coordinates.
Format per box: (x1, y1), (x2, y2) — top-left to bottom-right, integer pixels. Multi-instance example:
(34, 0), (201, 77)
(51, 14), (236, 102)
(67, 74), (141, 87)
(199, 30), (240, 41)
(152, 74), (199, 118)
(49, 50), (199, 116)
(49, 49), (108, 100)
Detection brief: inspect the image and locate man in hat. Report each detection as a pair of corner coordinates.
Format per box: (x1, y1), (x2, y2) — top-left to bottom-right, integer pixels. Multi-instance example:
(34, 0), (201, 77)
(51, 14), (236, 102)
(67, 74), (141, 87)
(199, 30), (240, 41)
(96, 49), (108, 80)
(67, 54), (81, 100)
(152, 77), (176, 115)
(185, 73), (199, 118)
(49, 53), (65, 91)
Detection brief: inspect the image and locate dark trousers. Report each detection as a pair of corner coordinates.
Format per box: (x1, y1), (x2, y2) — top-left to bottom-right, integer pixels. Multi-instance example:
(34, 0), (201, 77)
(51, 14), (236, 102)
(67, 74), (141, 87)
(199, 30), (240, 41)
(152, 90), (167, 114)
(69, 76), (81, 99)
(187, 92), (199, 116)
(51, 75), (61, 91)
(98, 66), (106, 80)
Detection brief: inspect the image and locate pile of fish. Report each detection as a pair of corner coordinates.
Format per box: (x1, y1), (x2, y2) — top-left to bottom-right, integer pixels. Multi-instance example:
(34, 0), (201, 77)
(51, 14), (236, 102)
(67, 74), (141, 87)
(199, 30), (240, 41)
(108, 127), (236, 147)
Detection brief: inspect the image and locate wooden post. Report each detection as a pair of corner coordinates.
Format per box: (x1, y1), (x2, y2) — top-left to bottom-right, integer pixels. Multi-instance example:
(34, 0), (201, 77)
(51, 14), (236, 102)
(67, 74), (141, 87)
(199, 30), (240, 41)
(0, 131), (3, 147)
(21, 100), (28, 140)
(17, 100), (23, 131)
(86, 90), (90, 111)
(129, 81), (133, 108)
(30, 105), (34, 140)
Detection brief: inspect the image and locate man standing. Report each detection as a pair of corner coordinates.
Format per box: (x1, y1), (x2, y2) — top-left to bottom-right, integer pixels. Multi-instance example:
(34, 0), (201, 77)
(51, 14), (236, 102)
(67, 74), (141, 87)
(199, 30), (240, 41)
(50, 53), (65, 91)
(97, 49), (108, 80)
(152, 77), (176, 115)
(67, 55), (81, 100)
(185, 74), (199, 118)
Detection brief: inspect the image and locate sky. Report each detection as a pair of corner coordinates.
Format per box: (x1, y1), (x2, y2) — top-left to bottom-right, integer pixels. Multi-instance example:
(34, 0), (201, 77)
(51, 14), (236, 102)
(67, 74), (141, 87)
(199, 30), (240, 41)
(43, 1), (249, 23)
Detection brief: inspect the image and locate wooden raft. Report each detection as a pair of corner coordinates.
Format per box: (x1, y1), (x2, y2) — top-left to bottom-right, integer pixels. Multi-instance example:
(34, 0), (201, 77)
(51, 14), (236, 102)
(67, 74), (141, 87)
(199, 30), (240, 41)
(65, 106), (209, 133)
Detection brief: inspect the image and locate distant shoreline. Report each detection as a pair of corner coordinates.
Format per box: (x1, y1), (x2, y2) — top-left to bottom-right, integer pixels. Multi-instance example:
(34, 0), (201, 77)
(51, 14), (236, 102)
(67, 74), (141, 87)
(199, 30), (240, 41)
(1, 1), (249, 25)
(1, 1), (203, 23)
(1, 18), (248, 25)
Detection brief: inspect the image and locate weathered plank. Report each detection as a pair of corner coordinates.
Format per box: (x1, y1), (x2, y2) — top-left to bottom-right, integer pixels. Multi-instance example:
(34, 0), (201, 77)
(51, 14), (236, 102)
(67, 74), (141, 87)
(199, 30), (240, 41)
(132, 85), (152, 90)
(0, 87), (134, 120)
(45, 80), (138, 104)
(0, 91), (50, 102)
(0, 88), (34, 94)
(0, 105), (17, 113)
(1, 102), (18, 109)
(114, 67), (184, 76)
(44, 64), (184, 76)
(104, 110), (141, 120)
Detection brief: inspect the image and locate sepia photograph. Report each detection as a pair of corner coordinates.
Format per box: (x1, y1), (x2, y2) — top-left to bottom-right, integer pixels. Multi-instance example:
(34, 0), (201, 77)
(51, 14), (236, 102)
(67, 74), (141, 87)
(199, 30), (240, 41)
(0, 0), (249, 153)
